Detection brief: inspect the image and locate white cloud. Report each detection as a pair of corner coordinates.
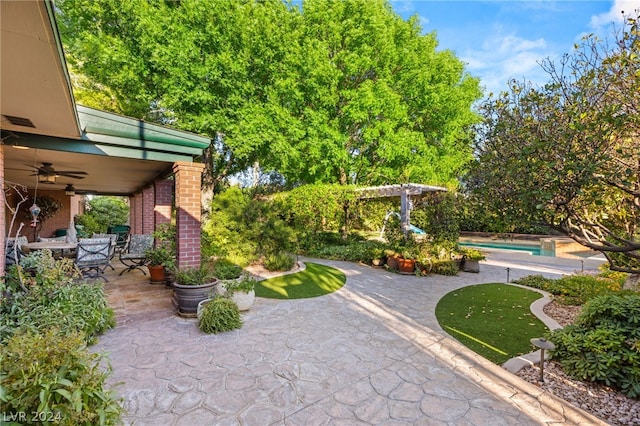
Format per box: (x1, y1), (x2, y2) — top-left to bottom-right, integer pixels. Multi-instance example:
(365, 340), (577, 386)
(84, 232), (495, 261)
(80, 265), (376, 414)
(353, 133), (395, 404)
(462, 32), (553, 95)
(590, 0), (637, 29)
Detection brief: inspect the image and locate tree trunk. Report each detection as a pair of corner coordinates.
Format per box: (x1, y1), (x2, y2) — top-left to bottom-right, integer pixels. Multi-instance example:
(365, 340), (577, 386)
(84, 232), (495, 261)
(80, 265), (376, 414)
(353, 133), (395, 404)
(623, 274), (640, 292)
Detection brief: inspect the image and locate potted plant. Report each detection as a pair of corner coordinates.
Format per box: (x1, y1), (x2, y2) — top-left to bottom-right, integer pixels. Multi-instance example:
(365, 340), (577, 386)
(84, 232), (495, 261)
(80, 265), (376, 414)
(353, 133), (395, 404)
(145, 245), (175, 284)
(172, 264), (218, 316)
(384, 249), (400, 270)
(217, 273), (256, 311)
(397, 248), (417, 274)
(461, 248), (485, 273)
(198, 297), (242, 334)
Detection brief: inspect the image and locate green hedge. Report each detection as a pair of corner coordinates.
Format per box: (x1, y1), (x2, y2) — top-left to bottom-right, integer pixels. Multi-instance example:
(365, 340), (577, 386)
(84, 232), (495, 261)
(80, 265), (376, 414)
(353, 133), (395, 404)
(549, 294), (640, 397)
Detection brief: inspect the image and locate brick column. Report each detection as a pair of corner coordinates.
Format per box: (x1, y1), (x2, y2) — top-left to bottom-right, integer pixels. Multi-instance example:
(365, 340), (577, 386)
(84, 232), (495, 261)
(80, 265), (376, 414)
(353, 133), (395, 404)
(142, 185), (155, 235)
(154, 180), (173, 228)
(132, 192), (144, 234)
(173, 162), (205, 268)
(0, 144), (5, 277)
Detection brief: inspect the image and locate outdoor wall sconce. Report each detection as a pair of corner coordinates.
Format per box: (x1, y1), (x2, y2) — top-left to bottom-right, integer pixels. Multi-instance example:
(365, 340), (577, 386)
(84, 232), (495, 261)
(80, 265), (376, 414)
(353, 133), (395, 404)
(65, 184), (76, 196)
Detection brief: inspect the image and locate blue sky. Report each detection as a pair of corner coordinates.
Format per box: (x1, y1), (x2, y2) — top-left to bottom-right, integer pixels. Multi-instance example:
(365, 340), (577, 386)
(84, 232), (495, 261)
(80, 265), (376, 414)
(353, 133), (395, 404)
(390, 0), (637, 96)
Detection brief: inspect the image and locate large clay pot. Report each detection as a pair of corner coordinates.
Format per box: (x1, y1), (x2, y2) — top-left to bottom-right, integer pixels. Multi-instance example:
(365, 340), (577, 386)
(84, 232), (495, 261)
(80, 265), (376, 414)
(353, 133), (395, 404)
(397, 258), (416, 274)
(148, 264), (166, 284)
(386, 255), (400, 270)
(172, 281), (218, 317)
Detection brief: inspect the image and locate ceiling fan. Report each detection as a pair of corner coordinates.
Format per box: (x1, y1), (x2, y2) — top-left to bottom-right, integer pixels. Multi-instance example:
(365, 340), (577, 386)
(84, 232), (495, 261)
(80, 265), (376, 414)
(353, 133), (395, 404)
(27, 162), (88, 183)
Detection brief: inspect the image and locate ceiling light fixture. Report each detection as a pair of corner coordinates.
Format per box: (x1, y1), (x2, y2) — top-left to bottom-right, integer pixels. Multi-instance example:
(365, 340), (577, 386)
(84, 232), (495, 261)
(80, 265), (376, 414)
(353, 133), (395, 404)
(38, 174), (56, 184)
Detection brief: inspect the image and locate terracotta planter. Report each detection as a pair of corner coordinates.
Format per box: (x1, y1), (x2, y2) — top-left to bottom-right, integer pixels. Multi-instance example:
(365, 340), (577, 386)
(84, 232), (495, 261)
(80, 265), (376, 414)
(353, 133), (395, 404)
(386, 255), (400, 270)
(172, 280), (218, 317)
(397, 258), (416, 274)
(148, 264), (166, 284)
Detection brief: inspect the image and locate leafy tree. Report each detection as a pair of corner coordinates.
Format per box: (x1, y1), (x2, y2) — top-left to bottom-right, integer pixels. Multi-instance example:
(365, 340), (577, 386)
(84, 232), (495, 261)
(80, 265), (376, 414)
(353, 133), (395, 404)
(465, 14), (639, 274)
(56, 0), (481, 189)
(76, 196), (129, 235)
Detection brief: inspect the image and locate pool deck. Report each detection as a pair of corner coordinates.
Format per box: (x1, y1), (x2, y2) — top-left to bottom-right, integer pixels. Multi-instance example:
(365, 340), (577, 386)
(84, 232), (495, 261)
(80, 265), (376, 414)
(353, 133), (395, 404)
(94, 251), (607, 425)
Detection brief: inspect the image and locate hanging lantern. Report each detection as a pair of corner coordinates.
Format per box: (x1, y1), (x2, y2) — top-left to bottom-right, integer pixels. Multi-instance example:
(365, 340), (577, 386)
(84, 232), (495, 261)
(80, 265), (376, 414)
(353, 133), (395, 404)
(29, 203), (41, 227)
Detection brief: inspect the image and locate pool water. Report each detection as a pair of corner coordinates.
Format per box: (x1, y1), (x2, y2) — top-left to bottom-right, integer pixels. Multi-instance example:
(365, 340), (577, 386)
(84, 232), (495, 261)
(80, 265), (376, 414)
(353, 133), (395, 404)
(459, 241), (550, 256)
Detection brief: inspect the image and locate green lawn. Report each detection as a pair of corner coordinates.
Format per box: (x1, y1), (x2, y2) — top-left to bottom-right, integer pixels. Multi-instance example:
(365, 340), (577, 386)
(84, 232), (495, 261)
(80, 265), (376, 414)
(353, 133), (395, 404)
(255, 262), (346, 299)
(435, 283), (549, 364)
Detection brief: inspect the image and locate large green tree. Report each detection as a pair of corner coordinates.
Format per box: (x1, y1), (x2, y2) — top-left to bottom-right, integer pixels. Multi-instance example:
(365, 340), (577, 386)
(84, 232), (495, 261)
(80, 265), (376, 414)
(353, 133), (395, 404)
(57, 0), (481, 189)
(465, 14), (639, 274)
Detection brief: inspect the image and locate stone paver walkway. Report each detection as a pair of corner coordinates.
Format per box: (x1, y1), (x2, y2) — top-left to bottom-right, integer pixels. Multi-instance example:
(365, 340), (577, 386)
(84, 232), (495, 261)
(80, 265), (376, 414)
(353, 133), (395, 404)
(93, 251), (606, 425)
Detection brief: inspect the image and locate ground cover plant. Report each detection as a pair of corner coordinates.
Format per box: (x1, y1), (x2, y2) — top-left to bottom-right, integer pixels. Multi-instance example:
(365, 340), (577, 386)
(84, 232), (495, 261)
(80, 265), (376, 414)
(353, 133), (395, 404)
(435, 283), (549, 364)
(512, 271), (626, 305)
(0, 251), (121, 424)
(255, 263), (346, 299)
(548, 294), (640, 398)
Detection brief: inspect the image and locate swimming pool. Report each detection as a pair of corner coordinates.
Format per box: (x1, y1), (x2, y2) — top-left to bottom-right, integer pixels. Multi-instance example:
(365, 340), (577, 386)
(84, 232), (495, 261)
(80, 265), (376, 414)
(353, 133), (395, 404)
(459, 241), (549, 256)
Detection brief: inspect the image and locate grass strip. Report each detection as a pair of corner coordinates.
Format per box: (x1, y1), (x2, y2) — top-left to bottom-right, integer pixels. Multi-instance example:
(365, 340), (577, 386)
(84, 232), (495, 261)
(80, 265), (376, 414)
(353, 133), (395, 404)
(255, 262), (346, 299)
(435, 283), (549, 364)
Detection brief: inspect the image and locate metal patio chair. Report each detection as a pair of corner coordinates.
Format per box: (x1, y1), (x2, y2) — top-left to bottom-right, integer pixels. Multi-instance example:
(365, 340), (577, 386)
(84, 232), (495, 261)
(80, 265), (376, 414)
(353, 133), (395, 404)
(119, 234), (153, 275)
(75, 237), (112, 282)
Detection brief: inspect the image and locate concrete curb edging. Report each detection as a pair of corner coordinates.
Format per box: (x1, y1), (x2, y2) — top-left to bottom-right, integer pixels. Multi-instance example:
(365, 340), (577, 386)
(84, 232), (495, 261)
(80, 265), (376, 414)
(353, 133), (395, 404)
(502, 284), (562, 373)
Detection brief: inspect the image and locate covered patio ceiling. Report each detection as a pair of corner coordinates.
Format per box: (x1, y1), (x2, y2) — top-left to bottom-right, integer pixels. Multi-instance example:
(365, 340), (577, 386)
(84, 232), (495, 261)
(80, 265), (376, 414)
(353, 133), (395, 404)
(1, 0), (210, 196)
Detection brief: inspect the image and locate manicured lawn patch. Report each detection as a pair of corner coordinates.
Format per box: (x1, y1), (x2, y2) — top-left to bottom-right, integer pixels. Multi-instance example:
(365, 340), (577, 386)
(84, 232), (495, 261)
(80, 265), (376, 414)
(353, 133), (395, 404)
(435, 283), (549, 364)
(255, 262), (346, 299)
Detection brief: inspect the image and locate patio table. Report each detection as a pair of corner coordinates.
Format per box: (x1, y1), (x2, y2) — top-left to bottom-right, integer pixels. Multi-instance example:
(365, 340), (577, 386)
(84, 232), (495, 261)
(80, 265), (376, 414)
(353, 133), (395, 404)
(23, 241), (77, 258)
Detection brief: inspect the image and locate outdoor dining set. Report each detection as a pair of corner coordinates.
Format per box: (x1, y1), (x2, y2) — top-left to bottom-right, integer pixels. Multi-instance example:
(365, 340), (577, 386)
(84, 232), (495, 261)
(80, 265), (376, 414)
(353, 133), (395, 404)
(5, 228), (154, 282)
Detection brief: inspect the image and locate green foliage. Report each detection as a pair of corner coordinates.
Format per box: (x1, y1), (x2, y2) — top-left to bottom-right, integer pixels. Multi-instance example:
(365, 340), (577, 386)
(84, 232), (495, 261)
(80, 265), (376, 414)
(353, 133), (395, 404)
(17, 249), (81, 288)
(13, 283), (115, 345)
(198, 298), (242, 334)
(174, 264), (216, 286)
(0, 328), (123, 425)
(465, 15), (640, 273)
(512, 273), (623, 305)
(460, 247), (485, 261)
(212, 258), (243, 280)
(58, 0), (481, 188)
(412, 192), (460, 244)
(1, 257), (115, 344)
(430, 259), (459, 276)
(224, 275), (257, 296)
(549, 294), (640, 397)
(75, 197), (129, 235)
(263, 252), (296, 272)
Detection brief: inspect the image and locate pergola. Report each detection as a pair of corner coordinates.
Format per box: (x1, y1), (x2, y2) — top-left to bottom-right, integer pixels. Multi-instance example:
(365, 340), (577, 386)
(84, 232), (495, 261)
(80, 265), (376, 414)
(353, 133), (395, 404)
(355, 183), (447, 237)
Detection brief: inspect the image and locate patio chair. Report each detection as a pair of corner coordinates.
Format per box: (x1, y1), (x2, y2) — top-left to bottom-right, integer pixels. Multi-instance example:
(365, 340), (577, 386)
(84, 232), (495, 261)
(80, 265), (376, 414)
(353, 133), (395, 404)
(92, 233), (118, 270)
(5, 236), (28, 267)
(107, 225), (131, 254)
(119, 234), (153, 275)
(75, 237), (112, 282)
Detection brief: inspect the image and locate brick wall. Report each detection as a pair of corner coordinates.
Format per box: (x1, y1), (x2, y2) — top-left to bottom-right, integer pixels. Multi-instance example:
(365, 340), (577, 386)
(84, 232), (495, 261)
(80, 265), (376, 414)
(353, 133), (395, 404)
(142, 185), (155, 235)
(173, 162), (205, 268)
(154, 179), (173, 227)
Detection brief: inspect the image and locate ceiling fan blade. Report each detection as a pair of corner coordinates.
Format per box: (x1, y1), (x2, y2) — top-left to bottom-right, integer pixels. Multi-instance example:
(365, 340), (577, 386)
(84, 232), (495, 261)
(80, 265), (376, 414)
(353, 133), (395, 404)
(53, 170), (88, 175)
(57, 173), (86, 179)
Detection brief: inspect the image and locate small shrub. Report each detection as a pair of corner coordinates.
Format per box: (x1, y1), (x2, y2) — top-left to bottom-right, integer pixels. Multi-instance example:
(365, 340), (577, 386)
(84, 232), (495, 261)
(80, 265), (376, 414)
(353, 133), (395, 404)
(212, 258), (243, 280)
(430, 259), (459, 276)
(17, 282), (115, 344)
(223, 274), (257, 297)
(549, 294), (640, 397)
(511, 275), (554, 290)
(0, 328), (123, 425)
(198, 298), (242, 334)
(263, 252), (295, 271)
